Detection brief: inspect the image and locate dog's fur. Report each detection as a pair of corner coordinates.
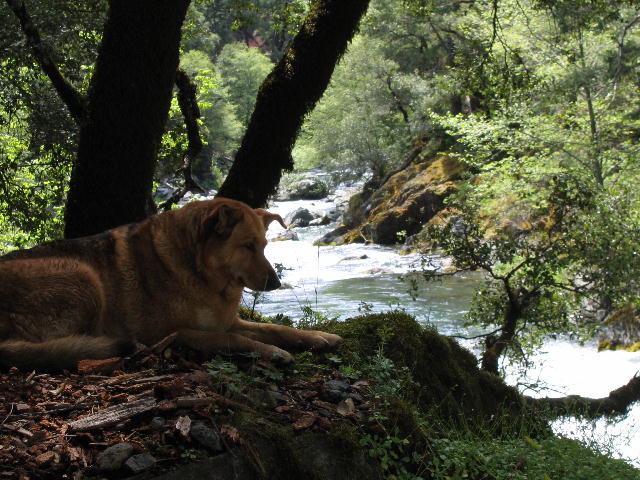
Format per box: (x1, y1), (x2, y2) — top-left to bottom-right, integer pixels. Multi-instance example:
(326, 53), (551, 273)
(0, 198), (342, 372)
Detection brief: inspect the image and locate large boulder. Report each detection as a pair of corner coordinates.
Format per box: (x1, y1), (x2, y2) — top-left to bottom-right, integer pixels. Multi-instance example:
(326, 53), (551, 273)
(317, 156), (463, 245)
(599, 305), (640, 351)
(284, 207), (317, 228)
(278, 178), (329, 201)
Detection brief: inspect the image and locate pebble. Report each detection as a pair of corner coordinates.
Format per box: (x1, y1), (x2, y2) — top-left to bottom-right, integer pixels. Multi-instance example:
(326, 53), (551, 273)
(190, 422), (223, 452)
(96, 442), (134, 471)
(124, 453), (157, 474)
(150, 416), (166, 430)
(321, 379), (350, 402)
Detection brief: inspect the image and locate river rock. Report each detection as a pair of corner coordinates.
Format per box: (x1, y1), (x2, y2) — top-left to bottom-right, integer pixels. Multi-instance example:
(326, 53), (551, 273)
(598, 305), (640, 351)
(309, 215), (331, 226)
(270, 230), (299, 242)
(317, 156), (463, 245)
(190, 422), (224, 452)
(284, 207), (317, 228)
(96, 442), (134, 471)
(278, 178), (329, 200)
(321, 379), (350, 403)
(124, 453), (157, 474)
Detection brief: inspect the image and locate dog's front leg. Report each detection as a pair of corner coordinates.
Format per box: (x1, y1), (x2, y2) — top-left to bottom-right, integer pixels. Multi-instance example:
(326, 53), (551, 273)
(229, 319), (343, 353)
(175, 328), (294, 365)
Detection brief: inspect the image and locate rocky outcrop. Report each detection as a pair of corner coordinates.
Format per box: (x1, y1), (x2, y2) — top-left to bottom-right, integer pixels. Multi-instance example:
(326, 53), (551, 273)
(317, 156), (463, 245)
(277, 172), (330, 201)
(599, 305), (640, 352)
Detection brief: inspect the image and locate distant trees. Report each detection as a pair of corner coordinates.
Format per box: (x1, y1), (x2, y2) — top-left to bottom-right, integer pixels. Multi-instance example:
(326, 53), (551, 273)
(1, 0), (370, 241)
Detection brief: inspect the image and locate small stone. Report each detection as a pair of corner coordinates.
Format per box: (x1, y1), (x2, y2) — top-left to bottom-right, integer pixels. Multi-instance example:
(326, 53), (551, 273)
(323, 379), (350, 392)
(321, 379), (350, 403)
(190, 422), (223, 452)
(150, 416), (165, 430)
(270, 230), (299, 242)
(124, 453), (156, 474)
(96, 442), (134, 471)
(308, 215), (331, 226)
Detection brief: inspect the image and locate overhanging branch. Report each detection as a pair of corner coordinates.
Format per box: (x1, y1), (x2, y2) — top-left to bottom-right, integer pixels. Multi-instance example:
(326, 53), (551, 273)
(527, 374), (640, 418)
(5, 0), (86, 123)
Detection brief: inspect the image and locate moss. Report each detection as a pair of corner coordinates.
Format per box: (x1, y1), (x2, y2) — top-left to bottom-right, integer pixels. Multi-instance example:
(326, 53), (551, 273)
(237, 413), (382, 480)
(624, 341), (640, 352)
(326, 312), (525, 427)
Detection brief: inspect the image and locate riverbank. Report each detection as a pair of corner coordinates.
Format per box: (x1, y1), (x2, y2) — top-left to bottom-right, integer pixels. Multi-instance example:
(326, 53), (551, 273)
(253, 198), (640, 466)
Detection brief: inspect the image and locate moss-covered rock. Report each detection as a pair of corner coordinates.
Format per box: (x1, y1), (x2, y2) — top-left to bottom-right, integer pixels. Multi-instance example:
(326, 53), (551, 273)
(599, 305), (640, 351)
(325, 311), (523, 422)
(317, 156), (463, 245)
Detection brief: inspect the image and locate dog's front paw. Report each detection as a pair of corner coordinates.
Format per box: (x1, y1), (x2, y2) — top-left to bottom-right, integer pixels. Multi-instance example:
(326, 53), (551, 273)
(269, 347), (294, 366)
(308, 331), (343, 352)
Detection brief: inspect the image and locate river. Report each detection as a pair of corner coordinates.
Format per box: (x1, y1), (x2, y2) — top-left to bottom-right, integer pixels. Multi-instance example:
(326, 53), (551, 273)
(242, 198), (640, 466)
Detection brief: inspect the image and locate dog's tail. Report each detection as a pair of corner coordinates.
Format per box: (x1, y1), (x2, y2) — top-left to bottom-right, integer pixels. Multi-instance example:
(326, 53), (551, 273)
(0, 336), (134, 372)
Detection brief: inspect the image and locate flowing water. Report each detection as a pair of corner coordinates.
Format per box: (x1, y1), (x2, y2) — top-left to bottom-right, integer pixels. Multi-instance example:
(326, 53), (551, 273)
(244, 198), (640, 466)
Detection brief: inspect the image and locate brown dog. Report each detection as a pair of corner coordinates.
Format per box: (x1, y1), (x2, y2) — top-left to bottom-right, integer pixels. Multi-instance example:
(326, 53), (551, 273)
(0, 198), (342, 372)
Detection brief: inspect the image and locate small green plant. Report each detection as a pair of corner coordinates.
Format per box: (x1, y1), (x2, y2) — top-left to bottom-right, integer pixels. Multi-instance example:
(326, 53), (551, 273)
(180, 447), (204, 461)
(360, 426), (420, 480)
(358, 301), (374, 313)
(297, 305), (338, 329)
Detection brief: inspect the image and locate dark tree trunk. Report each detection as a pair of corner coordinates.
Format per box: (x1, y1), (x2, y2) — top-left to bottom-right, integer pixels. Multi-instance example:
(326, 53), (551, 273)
(217, 0), (370, 207)
(64, 0), (190, 239)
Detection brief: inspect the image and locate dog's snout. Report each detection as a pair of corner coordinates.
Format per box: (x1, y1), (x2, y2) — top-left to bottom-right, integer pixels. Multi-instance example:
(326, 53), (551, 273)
(264, 270), (281, 291)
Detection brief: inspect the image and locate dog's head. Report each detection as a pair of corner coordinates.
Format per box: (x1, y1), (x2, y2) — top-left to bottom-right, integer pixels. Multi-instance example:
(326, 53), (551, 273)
(195, 198), (286, 292)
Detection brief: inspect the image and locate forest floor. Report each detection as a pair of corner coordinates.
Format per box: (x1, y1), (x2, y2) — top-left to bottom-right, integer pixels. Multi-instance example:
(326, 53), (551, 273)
(0, 336), (370, 479)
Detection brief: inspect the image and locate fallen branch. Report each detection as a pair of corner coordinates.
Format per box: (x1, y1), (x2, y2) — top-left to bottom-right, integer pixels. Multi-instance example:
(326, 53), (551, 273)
(4, 0), (86, 122)
(68, 396), (157, 431)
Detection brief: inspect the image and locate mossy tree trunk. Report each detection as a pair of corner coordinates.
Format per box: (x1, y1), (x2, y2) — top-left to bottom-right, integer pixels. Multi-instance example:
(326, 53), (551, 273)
(217, 0), (370, 207)
(64, 0), (190, 239)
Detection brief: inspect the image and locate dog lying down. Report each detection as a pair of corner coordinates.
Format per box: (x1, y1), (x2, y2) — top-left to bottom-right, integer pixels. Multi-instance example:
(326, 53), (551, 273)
(0, 197), (342, 372)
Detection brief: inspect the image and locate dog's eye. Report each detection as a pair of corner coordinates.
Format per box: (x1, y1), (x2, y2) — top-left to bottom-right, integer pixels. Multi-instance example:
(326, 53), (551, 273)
(243, 243), (256, 252)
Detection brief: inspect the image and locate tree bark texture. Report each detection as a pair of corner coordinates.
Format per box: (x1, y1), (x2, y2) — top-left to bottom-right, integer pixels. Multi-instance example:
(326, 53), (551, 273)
(64, 0), (190, 239)
(217, 0), (370, 207)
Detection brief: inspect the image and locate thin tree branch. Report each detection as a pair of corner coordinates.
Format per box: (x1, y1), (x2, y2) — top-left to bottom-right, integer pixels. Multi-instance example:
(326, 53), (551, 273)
(4, 0), (86, 123)
(160, 69), (205, 212)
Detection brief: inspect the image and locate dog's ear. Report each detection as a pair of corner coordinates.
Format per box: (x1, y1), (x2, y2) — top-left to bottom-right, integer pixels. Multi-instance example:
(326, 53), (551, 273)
(202, 204), (244, 239)
(254, 209), (287, 229)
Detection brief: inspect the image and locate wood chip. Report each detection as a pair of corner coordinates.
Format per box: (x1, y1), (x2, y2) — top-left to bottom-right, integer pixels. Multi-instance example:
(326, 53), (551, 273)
(77, 357), (123, 375)
(292, 413), (318, 431)
(219, 424), (243, 444)
(175, 415), (191, 438)
(35, 451), (56, 466)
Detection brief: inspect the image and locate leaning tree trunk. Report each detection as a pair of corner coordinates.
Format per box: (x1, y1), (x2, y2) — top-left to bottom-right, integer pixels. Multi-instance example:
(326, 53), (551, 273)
(217, 0), (370, 207)
(64, 0), (190, 239)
